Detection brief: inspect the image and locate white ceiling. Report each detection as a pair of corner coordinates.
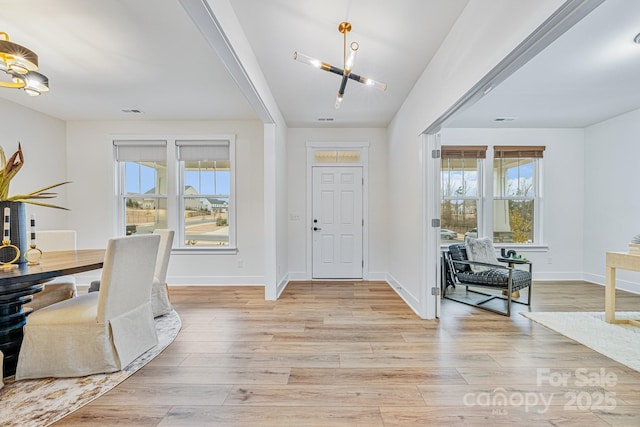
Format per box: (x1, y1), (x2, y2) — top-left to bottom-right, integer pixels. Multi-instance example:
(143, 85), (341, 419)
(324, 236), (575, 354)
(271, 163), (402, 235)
(0, 0), (468, 126)
(0, 0), (257, 121)
(1, 1), (639, 129)
(228, 0), (469, 127)
(448, 0), (640, 128)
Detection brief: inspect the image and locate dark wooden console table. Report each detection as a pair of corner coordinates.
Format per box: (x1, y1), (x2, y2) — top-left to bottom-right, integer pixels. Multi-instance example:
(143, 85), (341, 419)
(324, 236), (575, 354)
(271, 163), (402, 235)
(0, 249), (105, 377)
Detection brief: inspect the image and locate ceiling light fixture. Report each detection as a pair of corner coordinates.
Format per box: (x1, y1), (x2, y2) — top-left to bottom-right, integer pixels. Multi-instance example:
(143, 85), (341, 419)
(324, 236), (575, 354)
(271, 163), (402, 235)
(0, 32), (49, 96)
(294, 22), (386, 109)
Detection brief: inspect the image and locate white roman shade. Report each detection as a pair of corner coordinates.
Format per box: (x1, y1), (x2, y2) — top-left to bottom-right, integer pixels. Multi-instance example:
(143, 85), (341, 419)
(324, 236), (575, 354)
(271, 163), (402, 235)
(176, 140), (230, 161)
(113, 140), (167, 162)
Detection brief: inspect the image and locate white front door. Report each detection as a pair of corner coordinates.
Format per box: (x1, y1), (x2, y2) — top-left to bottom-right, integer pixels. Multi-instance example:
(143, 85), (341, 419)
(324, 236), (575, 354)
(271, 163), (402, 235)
(312, 167), (363, 279)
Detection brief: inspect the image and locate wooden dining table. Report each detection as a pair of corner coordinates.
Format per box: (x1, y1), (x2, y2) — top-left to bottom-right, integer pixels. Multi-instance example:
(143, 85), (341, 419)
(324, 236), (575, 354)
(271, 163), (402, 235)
(0, 249), (105, 377)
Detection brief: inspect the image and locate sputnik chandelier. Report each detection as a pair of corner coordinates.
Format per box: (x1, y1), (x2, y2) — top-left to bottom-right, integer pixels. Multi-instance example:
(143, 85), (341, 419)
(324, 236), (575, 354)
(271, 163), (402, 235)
(0, 32), (49, 96)
(293, 21), (386, 109)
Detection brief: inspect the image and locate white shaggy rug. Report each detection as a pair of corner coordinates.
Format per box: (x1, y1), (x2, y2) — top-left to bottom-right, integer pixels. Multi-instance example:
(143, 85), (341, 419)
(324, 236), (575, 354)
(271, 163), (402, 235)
(522, 311), (640, 373)
(0, 310), (181, 427)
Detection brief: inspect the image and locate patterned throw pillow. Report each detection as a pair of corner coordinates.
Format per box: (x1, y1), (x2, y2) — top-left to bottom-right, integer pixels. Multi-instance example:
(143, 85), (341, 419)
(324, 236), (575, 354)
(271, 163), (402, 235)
(464, 236), (500, 272)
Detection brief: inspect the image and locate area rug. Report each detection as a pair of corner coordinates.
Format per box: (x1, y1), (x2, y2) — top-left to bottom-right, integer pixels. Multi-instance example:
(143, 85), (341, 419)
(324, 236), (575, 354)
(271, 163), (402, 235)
(522, 311), (640, 373)
(0, 310), (181, 427)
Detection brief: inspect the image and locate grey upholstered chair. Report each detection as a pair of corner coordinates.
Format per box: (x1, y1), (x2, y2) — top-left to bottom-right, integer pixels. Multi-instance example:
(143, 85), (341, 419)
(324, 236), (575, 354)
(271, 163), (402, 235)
(443, 243), (532, 316)
(24, 230), (78, 311)
(15, 234), (160, 379)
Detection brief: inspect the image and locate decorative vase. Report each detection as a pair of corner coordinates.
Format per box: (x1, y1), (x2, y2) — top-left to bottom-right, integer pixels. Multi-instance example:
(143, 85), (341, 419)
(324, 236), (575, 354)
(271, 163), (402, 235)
(0, 201), (28, 265)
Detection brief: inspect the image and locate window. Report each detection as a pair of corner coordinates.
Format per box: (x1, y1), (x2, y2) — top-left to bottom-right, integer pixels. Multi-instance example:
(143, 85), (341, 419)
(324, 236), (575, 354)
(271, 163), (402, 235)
(114, 140), (168, 236)
(440, 146), (486, 242)
(493, 146), (544, 244)
(314, 150), (361, 163)
(439, 145), (544, 246)
(177, 140), (233, 247)
(115, 136), (236, 250)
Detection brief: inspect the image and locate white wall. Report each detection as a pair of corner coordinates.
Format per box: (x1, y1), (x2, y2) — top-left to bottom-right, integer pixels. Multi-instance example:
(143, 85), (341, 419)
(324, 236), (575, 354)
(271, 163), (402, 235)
(287, 127), (389, 278)
(441, 128), (585, 279)
(65, 119), (265, 285)
(584, 107), (640, 293)
(202, 0), (290, 299)
(0, 98), (69, 229)
(387, 0), (565, 317)
(275, 123), (289, 294)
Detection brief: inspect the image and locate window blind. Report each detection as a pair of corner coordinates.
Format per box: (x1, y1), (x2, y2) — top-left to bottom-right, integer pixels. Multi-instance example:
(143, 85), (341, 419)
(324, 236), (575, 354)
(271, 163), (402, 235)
(176, 140), (230, 161)
(441, 145), (487, 159)
(113, 140), (167, 162)
(494, 145), (545, 158)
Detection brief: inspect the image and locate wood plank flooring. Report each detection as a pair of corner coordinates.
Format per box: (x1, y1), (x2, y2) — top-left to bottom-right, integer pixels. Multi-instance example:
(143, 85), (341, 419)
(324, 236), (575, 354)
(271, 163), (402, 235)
(55, 281), (640, 426)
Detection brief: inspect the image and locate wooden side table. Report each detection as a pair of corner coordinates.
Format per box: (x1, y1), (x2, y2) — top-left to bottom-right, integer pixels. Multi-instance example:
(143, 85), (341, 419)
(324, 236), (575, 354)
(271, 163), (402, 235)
(605, 251), (640, 326)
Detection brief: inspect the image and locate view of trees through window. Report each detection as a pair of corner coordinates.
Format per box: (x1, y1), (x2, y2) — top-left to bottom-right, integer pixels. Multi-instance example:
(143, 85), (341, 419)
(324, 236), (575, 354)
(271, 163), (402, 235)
(440, 148), (539, 245)
(494, 158), (535, 243)
(441, 157), (479, 242)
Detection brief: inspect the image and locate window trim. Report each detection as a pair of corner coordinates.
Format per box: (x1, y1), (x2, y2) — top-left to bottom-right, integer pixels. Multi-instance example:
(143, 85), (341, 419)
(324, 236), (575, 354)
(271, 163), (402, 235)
(490, 149), (544, 246)
(177, 138), (236, 250)
(113, 135), (237, 254)
(440, 144), (545, 248)
(440, 147), (485, 246)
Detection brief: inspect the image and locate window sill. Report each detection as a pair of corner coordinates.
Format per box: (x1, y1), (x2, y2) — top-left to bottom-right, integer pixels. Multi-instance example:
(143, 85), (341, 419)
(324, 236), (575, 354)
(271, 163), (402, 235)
(172, 247), (238, 255)
(494, 244), (549, 252)
(440, 243), (549, 252)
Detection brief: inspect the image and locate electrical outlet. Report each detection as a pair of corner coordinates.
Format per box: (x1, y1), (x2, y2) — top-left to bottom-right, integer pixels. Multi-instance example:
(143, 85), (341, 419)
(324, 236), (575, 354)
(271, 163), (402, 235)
(547, 257), (553, 264)
(237, 259), (244, 268)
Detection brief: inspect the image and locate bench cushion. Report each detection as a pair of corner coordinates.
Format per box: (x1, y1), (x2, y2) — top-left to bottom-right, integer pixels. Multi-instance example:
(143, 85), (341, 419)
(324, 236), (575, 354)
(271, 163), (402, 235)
(457, 268), (531, 291)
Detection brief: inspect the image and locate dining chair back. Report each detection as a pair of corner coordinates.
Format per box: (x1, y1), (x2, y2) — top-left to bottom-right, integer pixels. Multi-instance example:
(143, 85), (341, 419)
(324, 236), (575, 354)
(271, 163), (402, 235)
(15, 234), (160, 379)
(151, 229), (174, 317)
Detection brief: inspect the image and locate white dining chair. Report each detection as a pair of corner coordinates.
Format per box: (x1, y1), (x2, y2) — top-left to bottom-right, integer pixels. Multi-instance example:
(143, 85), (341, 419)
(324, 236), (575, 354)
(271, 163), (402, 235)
(24, 230), (78, 311)
(150, 229), (174, 317)
(15, 234), (160, 379)
(89, 229), (174, 318)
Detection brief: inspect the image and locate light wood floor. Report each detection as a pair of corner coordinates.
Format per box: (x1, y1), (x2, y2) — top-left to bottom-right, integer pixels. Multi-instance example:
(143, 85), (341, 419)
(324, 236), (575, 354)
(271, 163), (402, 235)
(55, 281), (640, 426)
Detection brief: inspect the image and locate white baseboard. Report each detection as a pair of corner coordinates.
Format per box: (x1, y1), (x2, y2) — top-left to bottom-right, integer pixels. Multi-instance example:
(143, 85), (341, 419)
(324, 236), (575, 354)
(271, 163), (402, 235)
(169, 276), (265, 285)
(533, 271), (584, 281)
(582, 272), (603, 286)
(276, 273), (289, 298)
(287, 271), (387, 281)
(287, 272), (309, 281)
(75, 272), (266, 287)
(366, 272), (387, 281)
(385, 273), (425, 319)
(583, 272), (640, 295)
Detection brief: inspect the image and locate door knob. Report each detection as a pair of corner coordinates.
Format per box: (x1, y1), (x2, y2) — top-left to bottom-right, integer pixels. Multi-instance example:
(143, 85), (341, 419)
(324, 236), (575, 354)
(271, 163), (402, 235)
(313, 227), (321, 231)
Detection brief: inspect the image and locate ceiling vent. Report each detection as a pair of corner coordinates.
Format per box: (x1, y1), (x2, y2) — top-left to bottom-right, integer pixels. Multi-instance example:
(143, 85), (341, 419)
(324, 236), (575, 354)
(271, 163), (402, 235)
(121, 109), (144, 114)
(317, 117), (335, 122)
(494, 117), (517, 122)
